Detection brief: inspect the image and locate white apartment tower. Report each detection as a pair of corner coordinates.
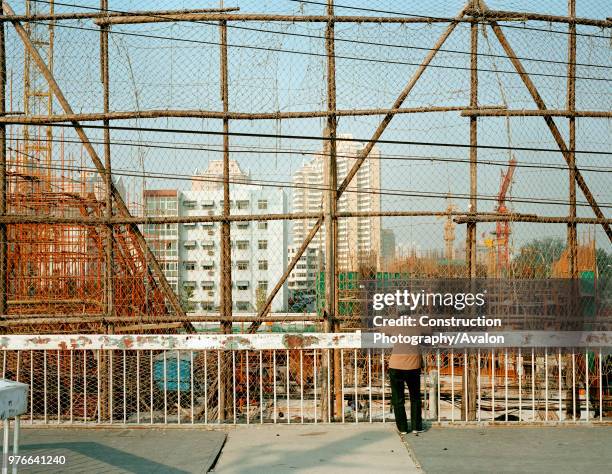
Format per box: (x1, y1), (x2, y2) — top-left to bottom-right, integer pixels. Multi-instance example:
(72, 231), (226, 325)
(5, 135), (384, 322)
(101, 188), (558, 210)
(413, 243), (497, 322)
(291, 133), (381, 276)
(144, 160), (288, 313)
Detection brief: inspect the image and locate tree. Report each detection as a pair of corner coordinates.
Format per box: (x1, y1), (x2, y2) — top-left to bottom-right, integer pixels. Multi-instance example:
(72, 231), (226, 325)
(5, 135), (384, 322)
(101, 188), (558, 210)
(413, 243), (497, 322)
(180, 286), (196, 313)
(255, 285), (267, 313)
(596, 248), (612, 298)
(512, 237), (565, 278)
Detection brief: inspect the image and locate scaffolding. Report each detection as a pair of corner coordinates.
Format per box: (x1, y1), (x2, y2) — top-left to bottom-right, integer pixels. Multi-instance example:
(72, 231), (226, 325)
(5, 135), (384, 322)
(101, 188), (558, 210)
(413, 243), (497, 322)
(0, 0), (608, 422)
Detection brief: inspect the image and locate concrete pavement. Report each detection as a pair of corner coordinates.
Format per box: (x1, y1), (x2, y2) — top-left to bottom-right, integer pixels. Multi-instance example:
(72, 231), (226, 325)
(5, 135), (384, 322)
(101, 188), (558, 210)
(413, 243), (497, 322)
(213, 424), (418, 473)
(16, 428), (226, 473)
(11, 424), (612, 473)
(405, 425), (612, 474)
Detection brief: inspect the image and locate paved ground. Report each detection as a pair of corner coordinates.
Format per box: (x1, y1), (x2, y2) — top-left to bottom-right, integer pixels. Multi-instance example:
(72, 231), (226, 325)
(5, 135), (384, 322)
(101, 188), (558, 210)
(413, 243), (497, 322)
(213, 424), (417, 473)
(9, 424), (612, 473)
(406, 425), (612, 474)
(15, 428), (226, 473)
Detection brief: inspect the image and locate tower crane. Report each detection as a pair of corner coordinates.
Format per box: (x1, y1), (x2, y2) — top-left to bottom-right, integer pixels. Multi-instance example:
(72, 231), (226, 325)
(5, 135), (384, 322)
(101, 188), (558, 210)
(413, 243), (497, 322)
(492, 157), (516, 275)
(437, 196), (458, 261)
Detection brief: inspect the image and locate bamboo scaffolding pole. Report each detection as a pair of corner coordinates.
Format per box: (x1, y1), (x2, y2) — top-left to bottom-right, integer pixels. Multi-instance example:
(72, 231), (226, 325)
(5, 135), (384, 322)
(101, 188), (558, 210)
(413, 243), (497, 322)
(0, 4), (6, 318)
(567, 0), (578, 279)
(0, 5), (239, 22)
(467, 7), (478, 280)
(2, 211), (609, 225)
(219, 18), (232, 334)
(486, 13), (612, 242)
(454, 215), (611, 224)
(97, 12), (611, 27)
(95, 14), (467, 26)
(461, 109), (612, 118)
(565, 0), (579, 419)
(465, 0), (479, 422)
(0, 314), (323, 323)
(100, 0), (114, 321)
(0, 106), (481, 124)
(3, 1), (187, 318)
(467, 8), (612, 28)
(324, 1), (337, 334)
(218, 15), (232, 422)
(0, 6), (607, 27)
(324, 0), (340, 420)
(99, 0), (113, 422)
(114, 322), (185, 332)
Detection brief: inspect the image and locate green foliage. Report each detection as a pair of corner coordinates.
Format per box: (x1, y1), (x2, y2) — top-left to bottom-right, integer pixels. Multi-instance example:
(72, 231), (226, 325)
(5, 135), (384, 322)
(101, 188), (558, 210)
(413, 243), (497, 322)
(596, 248), (612, 298)
(512, 237), (565, 278)
(180, 286), (196, 312)
(255, 286), (267, 312)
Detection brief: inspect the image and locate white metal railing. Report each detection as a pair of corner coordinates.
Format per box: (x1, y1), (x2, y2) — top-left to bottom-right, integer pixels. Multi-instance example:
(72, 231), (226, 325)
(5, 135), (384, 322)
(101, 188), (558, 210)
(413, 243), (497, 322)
(0, 333), (609, 425)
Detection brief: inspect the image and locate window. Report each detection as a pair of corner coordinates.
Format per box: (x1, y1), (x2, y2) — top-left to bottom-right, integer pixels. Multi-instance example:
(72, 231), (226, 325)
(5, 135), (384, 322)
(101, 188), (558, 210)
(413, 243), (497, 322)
(184, 261), (196, 271)
(257, 221), (268, 230)
(158, 223), (177, 237)
(236, 301), (250, 311)
(236, 240), (249, 250)
(183, 240), (197, 249)
(237, 261), (249, 271)
(145, 196), (177, 216)
(183, 200), (197, 209)
(202, 261), (215, 270)
(257, 281), (268, 292)
(201, 301), (215, 311)
(160, 262), (178, 278)
(182, 281), (196, 290)
(202, 200), (215, 208)
(258, 260), (268, 270)
(201, 281), (214, 290)
(236, 222), (249, 229)
(201, 221), (214, 228)
(258, 240), (268, 250)
(257, 199), (268, 210)
(236, 281), (249, 290)
(183, 222), (197, 229)
(236, 200), (249, 210)
(201, 240), (215, 249)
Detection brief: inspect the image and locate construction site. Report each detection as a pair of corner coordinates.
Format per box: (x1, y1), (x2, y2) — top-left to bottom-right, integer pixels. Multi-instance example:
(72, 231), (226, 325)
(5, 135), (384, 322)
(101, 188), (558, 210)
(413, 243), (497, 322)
(0, 3), (610, 467)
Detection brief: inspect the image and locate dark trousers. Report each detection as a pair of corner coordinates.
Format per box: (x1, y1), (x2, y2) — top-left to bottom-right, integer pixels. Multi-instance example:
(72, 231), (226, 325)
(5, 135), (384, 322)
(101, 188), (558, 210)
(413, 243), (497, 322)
(389, 367), (422, 433)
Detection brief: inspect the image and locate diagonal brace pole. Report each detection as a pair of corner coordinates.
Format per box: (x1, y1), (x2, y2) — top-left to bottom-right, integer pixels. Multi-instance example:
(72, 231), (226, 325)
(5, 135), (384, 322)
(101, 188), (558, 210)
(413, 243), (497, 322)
(248, 217), (322, 332)
(249, 3), (471, 331)
(337, 3), (471, 197)
(486, 18), (612, 242)
(4, 1), (187, 317)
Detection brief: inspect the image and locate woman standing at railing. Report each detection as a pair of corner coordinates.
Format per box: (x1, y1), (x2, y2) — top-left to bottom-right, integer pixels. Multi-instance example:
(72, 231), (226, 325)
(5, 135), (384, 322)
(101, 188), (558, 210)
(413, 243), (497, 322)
(388, 344), (424, 436)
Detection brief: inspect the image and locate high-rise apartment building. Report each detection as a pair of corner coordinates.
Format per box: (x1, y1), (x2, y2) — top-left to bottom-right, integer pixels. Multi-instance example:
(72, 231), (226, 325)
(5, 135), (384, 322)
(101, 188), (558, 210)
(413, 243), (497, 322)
(381, 228), (396, 266)
(144, 161), (288, 313)
(290, 133), (381, 277)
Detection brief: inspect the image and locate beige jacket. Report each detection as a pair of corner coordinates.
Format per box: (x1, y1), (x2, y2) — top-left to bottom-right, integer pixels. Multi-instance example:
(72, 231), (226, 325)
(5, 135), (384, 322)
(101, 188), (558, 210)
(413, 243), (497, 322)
(389, 352), (421, 370)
